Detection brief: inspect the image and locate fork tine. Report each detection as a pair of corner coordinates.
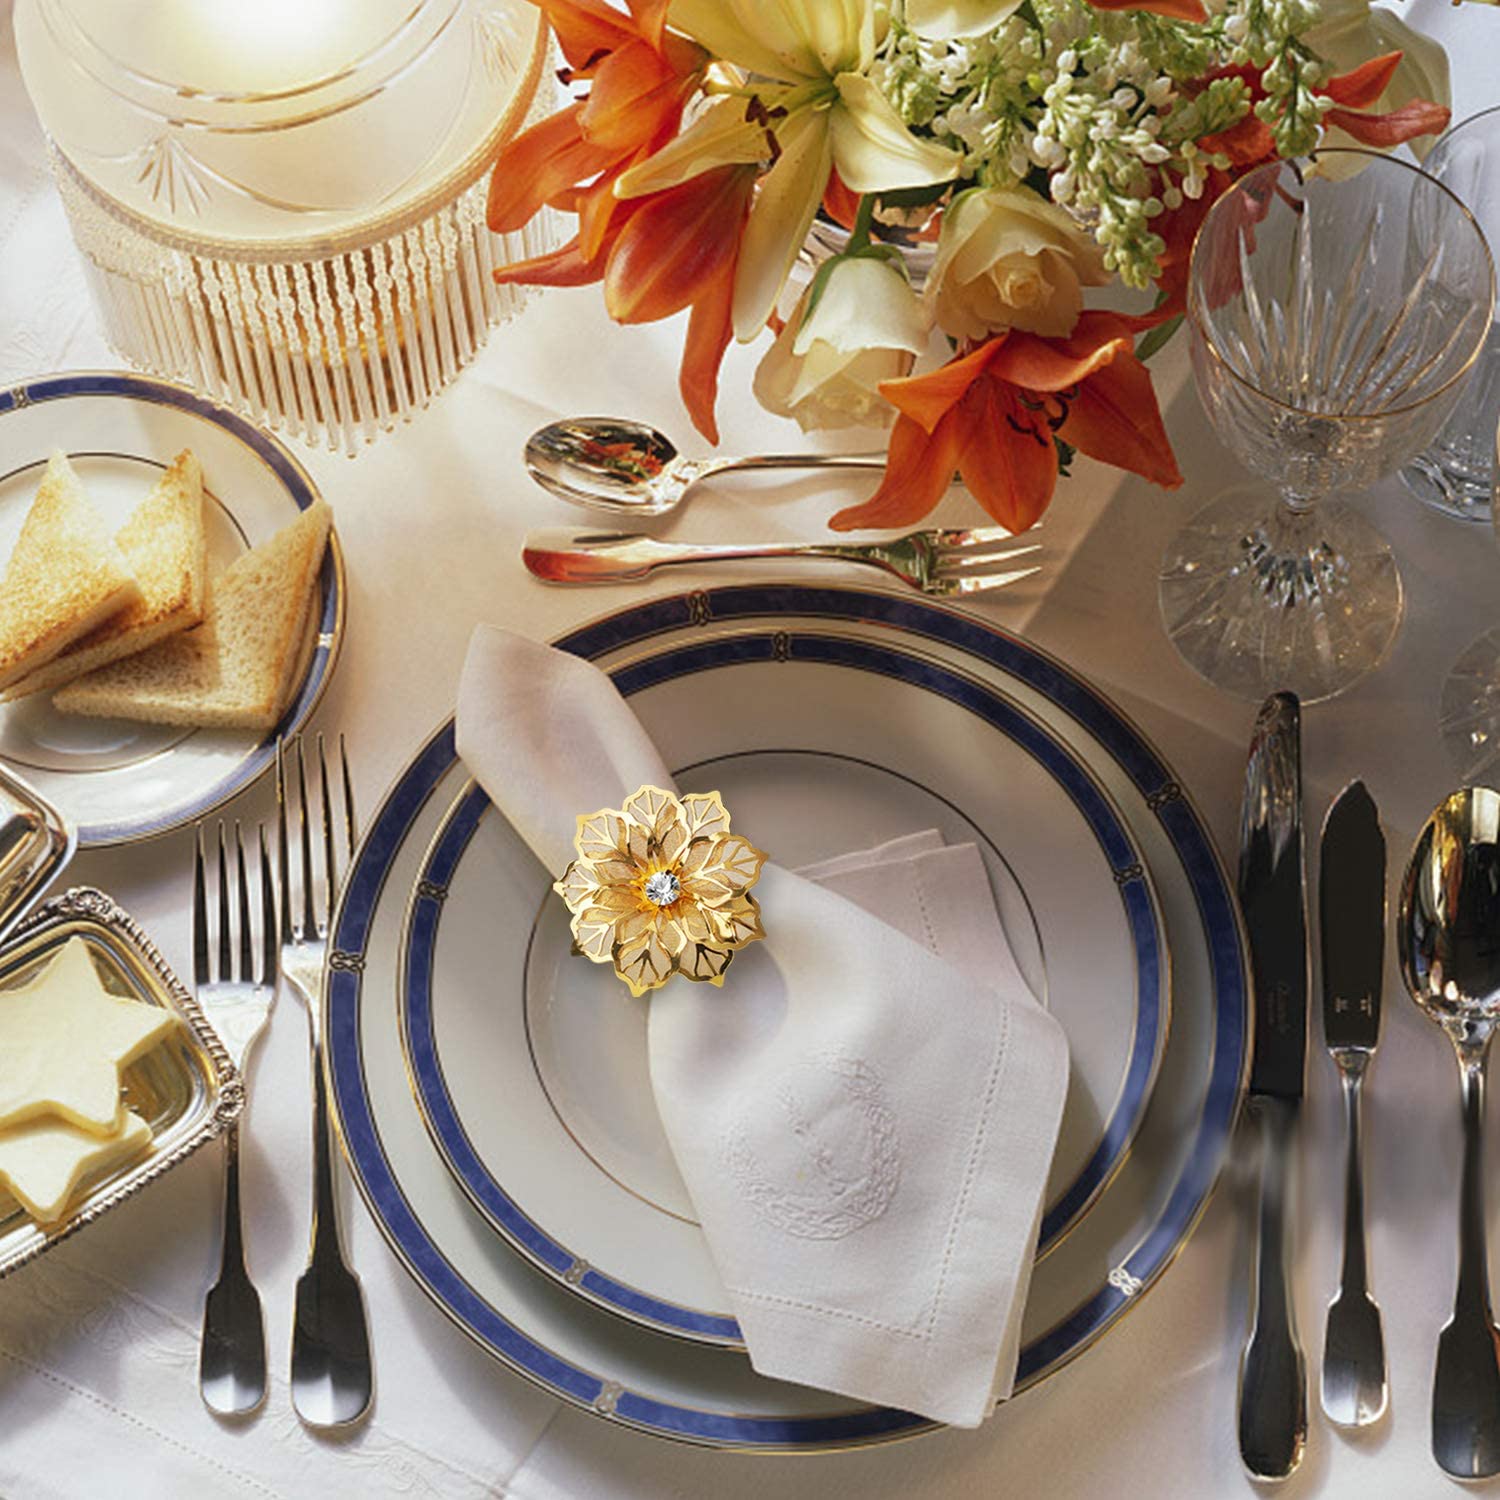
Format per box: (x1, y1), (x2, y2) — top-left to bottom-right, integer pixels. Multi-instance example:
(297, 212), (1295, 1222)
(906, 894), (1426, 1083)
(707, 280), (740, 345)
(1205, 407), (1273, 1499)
(296, 736), (316, 941)
(216, 822), (231, 983)
(934, 541), (1044, 572)
(340, 733), (356, 855)
(235, 821), (253, 984)
(928, 524), (1029, 547)
(276, 738), (293, 945)
(192, 826), (208, 989)
(259, 825), (277, 990)
(319, 733), (338, 934)
(949, 564), (1043, 595)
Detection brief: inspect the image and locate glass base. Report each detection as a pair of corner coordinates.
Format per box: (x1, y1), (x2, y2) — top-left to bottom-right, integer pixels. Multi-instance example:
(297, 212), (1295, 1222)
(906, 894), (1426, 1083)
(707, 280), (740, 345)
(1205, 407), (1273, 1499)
(1402, 452), (1493, 525)
(1440, 628), (1500, 784)
(1158, 484), (1404, 705)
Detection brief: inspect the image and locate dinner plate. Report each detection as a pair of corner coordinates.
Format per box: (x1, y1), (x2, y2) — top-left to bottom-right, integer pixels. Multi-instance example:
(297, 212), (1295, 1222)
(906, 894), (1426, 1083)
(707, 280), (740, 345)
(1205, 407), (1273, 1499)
(326, 584), (1250, 1451)
(0, 371), (345, 846)
(398, 630), (1171, 1343)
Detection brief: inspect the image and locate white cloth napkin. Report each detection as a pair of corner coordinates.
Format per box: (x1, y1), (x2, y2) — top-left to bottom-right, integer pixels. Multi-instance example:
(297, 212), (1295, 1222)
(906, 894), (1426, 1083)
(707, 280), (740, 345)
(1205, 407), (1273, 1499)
(456, 627), (1070, 1426)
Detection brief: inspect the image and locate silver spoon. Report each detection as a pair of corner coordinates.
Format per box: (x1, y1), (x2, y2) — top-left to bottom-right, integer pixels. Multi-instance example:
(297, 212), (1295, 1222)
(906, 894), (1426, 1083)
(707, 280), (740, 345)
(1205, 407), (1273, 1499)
(1398, 787), (1500, 1480)
(525, 418), (887, 519)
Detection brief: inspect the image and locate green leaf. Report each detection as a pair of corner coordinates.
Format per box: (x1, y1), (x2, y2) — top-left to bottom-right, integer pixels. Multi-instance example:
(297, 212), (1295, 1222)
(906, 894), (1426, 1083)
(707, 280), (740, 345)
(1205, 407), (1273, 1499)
(1136, 315), (1183, 362)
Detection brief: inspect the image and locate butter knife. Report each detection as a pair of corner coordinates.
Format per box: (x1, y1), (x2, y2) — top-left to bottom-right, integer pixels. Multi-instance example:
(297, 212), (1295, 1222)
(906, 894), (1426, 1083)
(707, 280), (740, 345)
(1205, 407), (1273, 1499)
(1319, 781), (1387, 1427)
(1237, 692), (1308, 1482)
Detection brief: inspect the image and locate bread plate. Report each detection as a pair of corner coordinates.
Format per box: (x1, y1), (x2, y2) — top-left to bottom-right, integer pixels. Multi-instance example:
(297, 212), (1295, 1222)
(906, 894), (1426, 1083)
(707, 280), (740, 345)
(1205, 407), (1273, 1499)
(0, 372), (344, 846)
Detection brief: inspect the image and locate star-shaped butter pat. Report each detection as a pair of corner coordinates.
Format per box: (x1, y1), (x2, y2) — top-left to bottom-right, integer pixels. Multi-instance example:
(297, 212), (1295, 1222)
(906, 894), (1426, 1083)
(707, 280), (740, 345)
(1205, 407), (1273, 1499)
(0, 1110), (152, 1222)
(0, 938), (178, 1135)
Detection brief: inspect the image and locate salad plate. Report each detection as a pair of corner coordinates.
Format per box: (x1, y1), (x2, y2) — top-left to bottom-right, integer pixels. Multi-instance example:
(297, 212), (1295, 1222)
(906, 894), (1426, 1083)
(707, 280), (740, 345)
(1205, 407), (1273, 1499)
(399, 635), (1169, 1341)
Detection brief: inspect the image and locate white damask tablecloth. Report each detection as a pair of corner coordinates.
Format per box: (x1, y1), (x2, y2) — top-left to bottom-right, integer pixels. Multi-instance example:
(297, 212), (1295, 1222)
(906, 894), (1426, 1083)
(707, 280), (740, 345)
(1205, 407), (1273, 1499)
(1, 6), (1498, 1496)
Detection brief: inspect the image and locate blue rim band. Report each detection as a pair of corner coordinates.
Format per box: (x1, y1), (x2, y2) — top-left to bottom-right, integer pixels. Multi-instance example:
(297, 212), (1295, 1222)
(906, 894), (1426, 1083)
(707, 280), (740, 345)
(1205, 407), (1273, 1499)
(401, 631), (1166, 1342)
(328, 585), (1248, 1449)
(0, 371), (341, 845)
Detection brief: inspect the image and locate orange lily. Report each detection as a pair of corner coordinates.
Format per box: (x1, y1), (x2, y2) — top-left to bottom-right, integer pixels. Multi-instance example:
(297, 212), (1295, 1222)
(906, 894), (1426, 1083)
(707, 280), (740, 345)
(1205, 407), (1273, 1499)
(495, 164), (756, 442)
(830, 312), (1182, 534)
(486, 0), (705, 248)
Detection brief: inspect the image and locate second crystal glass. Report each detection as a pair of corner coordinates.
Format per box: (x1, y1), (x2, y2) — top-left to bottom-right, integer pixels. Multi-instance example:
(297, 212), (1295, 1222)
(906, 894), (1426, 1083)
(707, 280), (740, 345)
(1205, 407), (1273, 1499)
(1159, 150), (1494, 704)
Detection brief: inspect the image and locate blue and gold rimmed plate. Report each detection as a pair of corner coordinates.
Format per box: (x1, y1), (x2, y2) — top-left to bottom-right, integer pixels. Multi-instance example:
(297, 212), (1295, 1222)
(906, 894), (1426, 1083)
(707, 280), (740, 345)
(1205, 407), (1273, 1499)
(325, 584), (1250, 1452)
(399, 638), (1170, 1344)
(0, 372), (344, 846)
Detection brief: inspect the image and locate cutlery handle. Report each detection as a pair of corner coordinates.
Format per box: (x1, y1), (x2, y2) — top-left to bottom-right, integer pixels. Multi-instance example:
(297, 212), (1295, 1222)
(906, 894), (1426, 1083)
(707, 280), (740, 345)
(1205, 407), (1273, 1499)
(1431, 1052), (1500, 1478)
(1239, 1095), (1308, 1481)
(522, 530), (868, 584)
(695, 451), (889, 480)
(1338, 1064), (1370, 1297)
(306, 1035), (349, 1271)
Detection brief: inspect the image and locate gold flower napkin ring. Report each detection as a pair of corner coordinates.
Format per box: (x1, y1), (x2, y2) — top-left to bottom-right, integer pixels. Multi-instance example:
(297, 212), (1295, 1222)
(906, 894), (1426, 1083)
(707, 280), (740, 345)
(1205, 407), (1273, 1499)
(553, 786), (767, 997)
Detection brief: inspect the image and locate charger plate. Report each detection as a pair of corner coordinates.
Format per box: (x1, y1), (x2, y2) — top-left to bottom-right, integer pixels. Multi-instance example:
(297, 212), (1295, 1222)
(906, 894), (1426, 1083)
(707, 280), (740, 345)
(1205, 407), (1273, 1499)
(399, 646), (1170, 1343)
(0, 372), (344, 846)
(326, 585), (1250, 1451)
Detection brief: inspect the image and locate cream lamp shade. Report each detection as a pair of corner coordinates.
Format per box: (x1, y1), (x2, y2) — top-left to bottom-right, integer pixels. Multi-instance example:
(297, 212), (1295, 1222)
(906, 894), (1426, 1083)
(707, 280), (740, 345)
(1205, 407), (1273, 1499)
(14, 0), (554, 452)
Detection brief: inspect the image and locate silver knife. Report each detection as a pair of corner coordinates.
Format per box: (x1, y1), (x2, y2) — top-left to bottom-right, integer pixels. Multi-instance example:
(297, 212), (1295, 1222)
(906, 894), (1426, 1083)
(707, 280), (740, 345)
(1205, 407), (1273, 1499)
(1319, 781), (1387, 1427)
(1237, 692), (1308, 1482)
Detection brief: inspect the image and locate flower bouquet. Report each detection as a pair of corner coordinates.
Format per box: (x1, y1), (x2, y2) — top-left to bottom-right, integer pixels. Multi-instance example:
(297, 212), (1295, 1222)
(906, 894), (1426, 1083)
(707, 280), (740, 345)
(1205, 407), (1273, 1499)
(487, 0), (1451, 533)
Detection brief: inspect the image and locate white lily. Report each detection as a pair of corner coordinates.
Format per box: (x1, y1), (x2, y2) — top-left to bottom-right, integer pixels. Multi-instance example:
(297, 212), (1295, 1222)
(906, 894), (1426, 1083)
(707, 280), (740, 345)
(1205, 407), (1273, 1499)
(616, 0), (960, 341)
(905, 0), (1025, 40)
(1307, 0), (1451, 160)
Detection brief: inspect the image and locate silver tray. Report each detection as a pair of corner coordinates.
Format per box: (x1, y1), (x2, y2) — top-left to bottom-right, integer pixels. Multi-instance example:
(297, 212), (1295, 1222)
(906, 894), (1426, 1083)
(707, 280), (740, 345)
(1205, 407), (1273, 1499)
(0, 886), (243, 1277)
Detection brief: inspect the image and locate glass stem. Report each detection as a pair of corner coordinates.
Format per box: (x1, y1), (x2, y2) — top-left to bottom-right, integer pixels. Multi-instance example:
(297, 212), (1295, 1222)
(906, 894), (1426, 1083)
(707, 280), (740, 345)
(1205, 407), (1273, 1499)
(1279, 488), (1321, 518)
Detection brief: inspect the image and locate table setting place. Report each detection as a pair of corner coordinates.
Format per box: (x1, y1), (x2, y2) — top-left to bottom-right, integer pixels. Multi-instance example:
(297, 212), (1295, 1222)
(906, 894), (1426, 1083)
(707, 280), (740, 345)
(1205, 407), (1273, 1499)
(4, 0), (1500, 1498)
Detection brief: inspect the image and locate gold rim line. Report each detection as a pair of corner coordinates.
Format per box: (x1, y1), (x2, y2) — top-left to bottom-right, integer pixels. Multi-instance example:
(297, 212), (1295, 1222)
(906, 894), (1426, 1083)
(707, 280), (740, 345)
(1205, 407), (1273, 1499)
(1187, 146), (1497, 425)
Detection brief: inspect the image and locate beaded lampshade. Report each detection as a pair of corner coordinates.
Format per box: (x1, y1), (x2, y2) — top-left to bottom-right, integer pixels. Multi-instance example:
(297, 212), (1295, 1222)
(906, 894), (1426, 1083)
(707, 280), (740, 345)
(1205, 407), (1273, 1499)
(14, 0), (553, 453)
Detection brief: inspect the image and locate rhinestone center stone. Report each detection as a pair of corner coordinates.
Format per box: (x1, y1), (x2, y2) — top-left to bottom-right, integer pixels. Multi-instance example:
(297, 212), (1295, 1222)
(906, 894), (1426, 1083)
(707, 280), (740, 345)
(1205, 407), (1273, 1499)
(644, 871), (681, 907)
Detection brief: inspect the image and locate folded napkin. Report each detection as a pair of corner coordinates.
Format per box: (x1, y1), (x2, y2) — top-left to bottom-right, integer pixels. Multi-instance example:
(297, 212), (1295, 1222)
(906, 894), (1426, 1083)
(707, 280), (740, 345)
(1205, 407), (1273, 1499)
(456, 627), (1069, 1426)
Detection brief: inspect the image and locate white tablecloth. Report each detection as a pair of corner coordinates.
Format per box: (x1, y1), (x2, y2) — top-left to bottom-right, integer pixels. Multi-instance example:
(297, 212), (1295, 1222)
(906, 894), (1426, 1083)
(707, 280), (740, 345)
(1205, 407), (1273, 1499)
(1, 8), (1498, 1495)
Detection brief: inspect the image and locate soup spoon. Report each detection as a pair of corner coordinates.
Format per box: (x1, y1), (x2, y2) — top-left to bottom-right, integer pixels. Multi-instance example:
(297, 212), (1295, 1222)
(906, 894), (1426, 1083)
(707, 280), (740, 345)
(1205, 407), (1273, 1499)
(1398, 786), (1500, 1480)
(524, 418), (887, 520)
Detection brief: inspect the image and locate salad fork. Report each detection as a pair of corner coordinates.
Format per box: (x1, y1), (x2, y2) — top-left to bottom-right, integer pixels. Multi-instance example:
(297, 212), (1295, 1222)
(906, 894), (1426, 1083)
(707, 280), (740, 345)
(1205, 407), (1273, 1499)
(277, 733), (372, 1431)
(521, 525), (1043, 597)
(196, 821), (276, 1418)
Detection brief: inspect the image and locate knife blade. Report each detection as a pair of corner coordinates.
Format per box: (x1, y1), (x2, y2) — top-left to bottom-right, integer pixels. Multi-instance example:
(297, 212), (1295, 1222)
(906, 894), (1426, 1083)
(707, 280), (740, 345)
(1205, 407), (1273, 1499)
(1240, 691), (1308, 1101)
(1237, 691), (1308, 1483)
(1320, 780), (1384, 1054)
(1318, 780), (1388, 1428)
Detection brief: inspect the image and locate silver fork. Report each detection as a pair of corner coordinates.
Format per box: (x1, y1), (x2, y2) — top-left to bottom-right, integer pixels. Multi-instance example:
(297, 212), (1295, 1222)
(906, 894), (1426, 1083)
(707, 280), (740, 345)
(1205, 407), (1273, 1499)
(521, 525), (1044, 597)
(277, 733), (372, 1431)
(196, 821), (276, 1418)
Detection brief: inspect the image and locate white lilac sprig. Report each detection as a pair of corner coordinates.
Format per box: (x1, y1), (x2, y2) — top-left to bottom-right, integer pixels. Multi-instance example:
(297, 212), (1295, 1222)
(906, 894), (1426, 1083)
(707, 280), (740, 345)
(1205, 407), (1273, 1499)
(877, 0), (1335, 288)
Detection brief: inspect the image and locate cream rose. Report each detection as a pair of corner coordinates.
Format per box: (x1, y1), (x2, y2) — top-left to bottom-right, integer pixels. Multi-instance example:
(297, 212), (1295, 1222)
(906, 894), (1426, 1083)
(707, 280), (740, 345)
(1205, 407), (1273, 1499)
(927, 185), (1110, 342)
(753, 254), (929, 432)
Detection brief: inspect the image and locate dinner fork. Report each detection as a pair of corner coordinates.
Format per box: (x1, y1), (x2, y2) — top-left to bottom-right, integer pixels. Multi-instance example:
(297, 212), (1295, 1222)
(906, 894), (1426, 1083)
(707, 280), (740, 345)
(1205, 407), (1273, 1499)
(277, 733), (372, 1430)
(521, 525), (1043, 597)
(196, 821), (275, 1418)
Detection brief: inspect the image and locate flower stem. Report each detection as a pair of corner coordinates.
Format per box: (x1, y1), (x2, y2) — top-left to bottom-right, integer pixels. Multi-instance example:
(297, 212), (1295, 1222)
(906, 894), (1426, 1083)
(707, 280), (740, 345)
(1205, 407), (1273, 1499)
(849, 194), (876, 252)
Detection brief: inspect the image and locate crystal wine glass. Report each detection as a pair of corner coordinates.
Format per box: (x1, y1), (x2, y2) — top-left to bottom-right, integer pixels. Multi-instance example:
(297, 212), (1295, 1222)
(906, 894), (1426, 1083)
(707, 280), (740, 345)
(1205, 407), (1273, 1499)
(1159, 149), (1495, 704)
(1439, 416), (1500, 781)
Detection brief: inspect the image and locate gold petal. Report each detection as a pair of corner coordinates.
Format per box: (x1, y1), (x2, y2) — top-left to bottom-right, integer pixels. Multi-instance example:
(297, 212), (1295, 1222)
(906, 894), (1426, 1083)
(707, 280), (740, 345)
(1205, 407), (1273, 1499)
(576, 810), (629, 861)
(681, 792), (732, 843)
(680, 943), (735, 983)
(614, 929), (675, 996)
(572, 913), (616, 961)
(623, 785), (679, 832)
(554, 863), (598, 911)
(708, 893), (764, 947)
(689, 834), (768, 902)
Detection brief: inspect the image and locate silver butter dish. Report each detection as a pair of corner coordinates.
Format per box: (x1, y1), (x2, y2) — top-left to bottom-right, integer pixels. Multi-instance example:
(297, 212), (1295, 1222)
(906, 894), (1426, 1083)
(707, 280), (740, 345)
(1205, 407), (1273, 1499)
(0, 886), (243, 1277)
(0, 758), (240, 1273)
